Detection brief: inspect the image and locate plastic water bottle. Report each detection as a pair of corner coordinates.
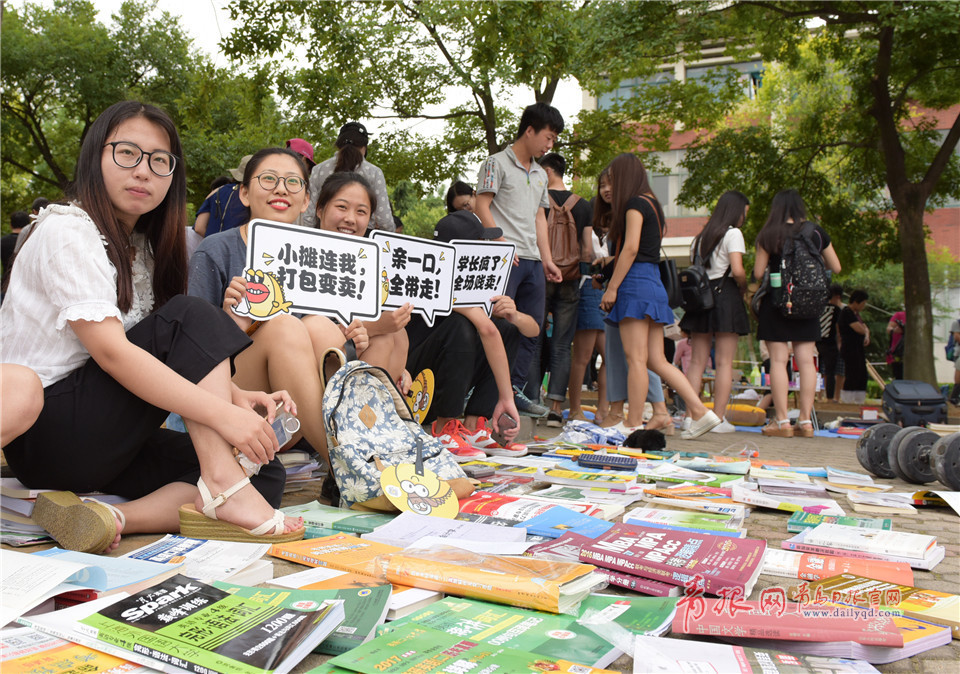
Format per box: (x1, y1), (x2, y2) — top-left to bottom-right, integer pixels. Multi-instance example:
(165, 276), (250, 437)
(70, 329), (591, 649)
(750, 365), (761, 386)
(770, 272), (782, 288)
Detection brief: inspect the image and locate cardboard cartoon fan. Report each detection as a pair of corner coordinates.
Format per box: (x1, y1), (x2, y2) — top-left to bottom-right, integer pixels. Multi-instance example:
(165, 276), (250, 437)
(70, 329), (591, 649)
(404, 369), (434, 425)
(379, 437), (459, 518)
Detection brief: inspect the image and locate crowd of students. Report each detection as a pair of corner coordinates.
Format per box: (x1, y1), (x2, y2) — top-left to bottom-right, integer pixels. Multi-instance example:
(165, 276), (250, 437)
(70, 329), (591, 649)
(0, 97), (859, 553)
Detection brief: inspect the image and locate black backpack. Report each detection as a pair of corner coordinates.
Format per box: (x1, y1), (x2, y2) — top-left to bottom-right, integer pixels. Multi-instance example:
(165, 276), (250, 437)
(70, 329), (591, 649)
(775, 221), (829, 320)
(678, 249), (729, 314)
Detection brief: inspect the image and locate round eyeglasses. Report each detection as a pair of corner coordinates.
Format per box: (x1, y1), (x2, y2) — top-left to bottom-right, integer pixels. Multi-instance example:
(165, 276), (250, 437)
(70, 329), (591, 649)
(104, 141), (178, 177)
(254, 173), (306, 193)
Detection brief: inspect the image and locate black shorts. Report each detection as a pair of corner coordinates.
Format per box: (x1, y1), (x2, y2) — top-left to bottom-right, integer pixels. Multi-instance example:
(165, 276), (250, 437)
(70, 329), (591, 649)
(4, 295), (285, 505)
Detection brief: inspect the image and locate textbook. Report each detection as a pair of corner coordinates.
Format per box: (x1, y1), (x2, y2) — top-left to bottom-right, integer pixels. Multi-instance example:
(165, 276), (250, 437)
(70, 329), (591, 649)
(728, 611), (953, 664)
(593, 567), (683, 597)
(326, 622), (619, 674)
(267, 565), (442, 621)
(633, 634), (881, 673)
(457, 490), (602, 522)
(793, 574), (960, 639)
(642, 484), (741, 505)
(121, 534), (272, 584)
(731, 482), (846, 516)
(269, 533), (400, 578)
(376, 545), (605, 614)
(280, 501), (395, 538)
(781, 528), (945, 570)
(1, 549), (180, 627)
(515, 505), (615, 539)
(579, 523), (766, 596)
(624, 506), (746, 532)
(212, 580), (391, 656)
(74, 574), (344, 674)
(0, 626), (151, 673)
(761, 549), (914, 585)
(786, 511), (892, 533)
(518, 486), (629, 519)
(361, 511), (526, 548)
(536, 467), (637, 489)
(802, 523), (936, 560)
(473, 473), (535, 494)
(671, 600), (903, 647)
(381, 594), (677, 669)
(527, 531), (595, 563)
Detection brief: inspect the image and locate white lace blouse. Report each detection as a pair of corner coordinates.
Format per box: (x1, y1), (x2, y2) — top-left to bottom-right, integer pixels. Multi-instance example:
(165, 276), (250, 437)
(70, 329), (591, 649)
(0, 204), (155, 387)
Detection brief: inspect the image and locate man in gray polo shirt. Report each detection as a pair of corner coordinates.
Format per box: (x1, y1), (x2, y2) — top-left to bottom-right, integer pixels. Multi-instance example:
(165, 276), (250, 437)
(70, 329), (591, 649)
(475, 102), (564, 417)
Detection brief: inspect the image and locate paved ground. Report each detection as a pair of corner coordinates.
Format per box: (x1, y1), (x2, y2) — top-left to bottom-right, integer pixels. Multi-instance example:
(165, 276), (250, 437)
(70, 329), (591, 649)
(5, 413), (958, 673)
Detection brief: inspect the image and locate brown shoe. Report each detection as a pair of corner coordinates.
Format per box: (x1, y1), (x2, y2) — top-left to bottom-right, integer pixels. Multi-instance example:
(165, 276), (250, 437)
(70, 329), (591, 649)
(796, 420), (815, 437)
(761, 419), (794, 438)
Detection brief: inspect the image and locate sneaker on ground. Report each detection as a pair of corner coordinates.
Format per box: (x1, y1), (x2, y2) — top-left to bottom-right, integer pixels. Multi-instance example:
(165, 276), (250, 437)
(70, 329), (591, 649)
(711, 418), (736, 434)
(545, 410), (564, 428)
(431, 419), (487, 463)
(682, 416), (692, 431)
(513, 386), (549, 417)
(681, 410), (722, 440)
(460, 417), (528, 457)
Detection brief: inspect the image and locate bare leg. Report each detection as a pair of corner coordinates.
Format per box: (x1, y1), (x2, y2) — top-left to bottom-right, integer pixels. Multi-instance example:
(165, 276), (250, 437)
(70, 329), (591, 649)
(618, 318), (651, 427)
(645, 322), (709, 420)
(686, 332), (711, 407)
(361, 333), (401, 380)
(388, 330), (410, 388)
(767, 341), (792, 423)
(1, 364), (43, 446)
(794, 341), (817, 422)
(183, 360), (301, 533)
(712, 332), (740, 421)
(568, 329), (600, 418)
(833, 373), (845, 403)
(232, 314), (330, 467)
(595, 331), (608, 421)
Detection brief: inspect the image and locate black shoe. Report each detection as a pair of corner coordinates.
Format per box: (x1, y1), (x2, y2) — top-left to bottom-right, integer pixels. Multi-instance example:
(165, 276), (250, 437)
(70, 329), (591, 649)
(546, 411), (564, 428)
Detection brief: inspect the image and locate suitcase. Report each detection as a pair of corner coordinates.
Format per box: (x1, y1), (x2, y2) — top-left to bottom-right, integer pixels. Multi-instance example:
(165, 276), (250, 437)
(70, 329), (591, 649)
(881, 380), (947, 427)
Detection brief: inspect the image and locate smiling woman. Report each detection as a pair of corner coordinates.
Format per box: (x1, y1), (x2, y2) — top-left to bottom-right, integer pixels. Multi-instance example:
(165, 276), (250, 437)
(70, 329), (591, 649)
(188, 148), (370, 486)
(0, 101), (305, 553)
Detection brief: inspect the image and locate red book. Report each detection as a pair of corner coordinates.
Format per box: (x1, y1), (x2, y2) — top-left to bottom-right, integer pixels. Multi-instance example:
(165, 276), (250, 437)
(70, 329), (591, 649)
(594, 568), (681, 597)
(672, 600), (904, 647)
(579, 523), (766, 596)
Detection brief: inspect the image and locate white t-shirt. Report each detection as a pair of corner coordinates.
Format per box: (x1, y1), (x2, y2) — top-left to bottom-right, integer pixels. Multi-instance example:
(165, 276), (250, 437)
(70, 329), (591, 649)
(692, 227), (745, 280)
(0, 204), (155, 387)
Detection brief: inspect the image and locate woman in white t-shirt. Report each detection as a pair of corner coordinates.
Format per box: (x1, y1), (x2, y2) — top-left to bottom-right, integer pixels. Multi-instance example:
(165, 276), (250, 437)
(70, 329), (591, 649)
(0, 101), (304, 553)
(679, 191), (751, 433)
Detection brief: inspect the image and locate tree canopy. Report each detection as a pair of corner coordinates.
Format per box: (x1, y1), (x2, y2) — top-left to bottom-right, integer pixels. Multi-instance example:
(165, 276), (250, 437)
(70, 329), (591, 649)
(1, 0), (291, 221)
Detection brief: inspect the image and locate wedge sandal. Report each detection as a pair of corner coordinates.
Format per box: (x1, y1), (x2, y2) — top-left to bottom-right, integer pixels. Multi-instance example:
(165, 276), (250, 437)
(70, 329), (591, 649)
(761, 418), (795, 438)
(178, 476), (304, 543)
(33, 491), (121, 554)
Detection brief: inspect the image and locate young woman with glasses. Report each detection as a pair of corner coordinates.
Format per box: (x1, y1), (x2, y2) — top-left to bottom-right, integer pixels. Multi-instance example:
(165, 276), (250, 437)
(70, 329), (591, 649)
(189, 148), (369, 487)
(0, 102), (305, 553)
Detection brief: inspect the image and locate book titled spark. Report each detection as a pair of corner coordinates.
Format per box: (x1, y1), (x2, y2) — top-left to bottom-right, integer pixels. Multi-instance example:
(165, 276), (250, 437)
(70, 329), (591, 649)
(579, 522), (766, 596)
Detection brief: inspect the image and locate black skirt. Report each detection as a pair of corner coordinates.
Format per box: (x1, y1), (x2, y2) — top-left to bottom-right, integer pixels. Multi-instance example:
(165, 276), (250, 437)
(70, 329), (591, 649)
(679, 276), (750, 336)
(756, 293), (820, 343)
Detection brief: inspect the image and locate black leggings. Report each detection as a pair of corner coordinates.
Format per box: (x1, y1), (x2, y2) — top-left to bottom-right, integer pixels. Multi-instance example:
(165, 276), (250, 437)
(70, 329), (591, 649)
(4, 295), (286, 506)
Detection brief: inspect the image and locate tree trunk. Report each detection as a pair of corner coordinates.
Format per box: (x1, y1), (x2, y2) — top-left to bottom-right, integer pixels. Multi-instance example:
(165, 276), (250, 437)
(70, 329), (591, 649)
(895, 188), (936, 386)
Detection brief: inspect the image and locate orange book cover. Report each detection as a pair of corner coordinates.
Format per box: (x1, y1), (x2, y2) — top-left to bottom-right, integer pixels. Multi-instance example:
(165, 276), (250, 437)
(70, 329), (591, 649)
(377, 547), (599, 614)
(268, 533), (400, 578)
(795, 553), (914, 586)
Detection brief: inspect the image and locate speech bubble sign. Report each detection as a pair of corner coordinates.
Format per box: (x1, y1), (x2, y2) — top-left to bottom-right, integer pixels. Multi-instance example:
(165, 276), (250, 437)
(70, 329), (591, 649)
(242, 219), (381, 324)
(449, 239), (515, 315)
(369, 231), (455, 327)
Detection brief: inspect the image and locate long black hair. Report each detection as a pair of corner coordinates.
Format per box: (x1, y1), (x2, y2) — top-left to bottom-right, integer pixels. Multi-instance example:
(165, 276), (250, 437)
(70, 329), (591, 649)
(755, 189), (808, 255)
(693, 190), (750, 268)
(606, 153), (657, 256)
(70, 101), (186, 312)
(445, 180), (475, 213)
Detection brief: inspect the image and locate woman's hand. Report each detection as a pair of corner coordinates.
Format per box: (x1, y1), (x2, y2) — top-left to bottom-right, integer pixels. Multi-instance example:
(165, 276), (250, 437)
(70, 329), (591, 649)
(231, 386), (296, 420)
(490, 295), (518, 322)
(222, 387), (296, 465)
(382, 304), (413, 333)
(600, 287), (618, 312)
(397, 369), (412, 395)
(340, 319), (369, 355)
(491, 398), (521, 442)
(223, 276), (252, 331)
(591, 274), (605, 290)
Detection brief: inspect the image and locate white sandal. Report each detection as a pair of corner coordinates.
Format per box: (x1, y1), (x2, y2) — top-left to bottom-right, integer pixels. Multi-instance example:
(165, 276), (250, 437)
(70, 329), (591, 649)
(178, 476), (303, 543)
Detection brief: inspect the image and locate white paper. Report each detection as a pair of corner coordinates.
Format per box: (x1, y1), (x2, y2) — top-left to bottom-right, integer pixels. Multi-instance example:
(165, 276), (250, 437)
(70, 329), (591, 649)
(404, 536), (536, 555)
(1, 550), (105, 627)
(448, 239), (515, 315)
(370, 231), (456, 325)
(361, 511), (527, 549)
(270, 566), (354, 588)
(121, 534), (270, 582)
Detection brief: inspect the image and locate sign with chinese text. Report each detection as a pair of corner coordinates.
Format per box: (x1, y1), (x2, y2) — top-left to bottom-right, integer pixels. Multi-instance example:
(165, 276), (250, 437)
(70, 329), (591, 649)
(369, 231), (455, 326)
(449, 240), (515, 315)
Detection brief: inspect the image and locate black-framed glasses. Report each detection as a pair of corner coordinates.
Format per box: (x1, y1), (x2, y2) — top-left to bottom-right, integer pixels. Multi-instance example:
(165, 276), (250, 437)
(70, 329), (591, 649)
(254, 173), (306, 193)
(104, 141), (178, 177)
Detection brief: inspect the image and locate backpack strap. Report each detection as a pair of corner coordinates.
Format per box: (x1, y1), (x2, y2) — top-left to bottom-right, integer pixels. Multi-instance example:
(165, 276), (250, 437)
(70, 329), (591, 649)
(562, 193), (580, 210)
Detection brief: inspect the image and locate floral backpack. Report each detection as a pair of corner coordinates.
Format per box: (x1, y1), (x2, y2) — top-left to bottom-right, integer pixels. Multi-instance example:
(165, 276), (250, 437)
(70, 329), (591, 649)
(321, 352), (472, 510)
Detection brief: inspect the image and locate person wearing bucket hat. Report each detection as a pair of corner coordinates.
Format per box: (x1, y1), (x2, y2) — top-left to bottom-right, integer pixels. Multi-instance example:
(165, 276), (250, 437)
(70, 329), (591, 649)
(304, 122), (394, 232)
(404, 210), (539, 462)
(193, 155), (252, 237)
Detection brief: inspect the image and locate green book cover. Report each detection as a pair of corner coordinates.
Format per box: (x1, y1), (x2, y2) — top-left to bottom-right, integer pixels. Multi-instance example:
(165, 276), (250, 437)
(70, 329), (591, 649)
(79, 574), (342, 674)
(212, 581), (391, 655)
(378, 594), (677, 669)
(786, 511), (892, 533)
(328, 622), (610, 674)
(625, 507), (743, 531)
(280, 502), (395, 534)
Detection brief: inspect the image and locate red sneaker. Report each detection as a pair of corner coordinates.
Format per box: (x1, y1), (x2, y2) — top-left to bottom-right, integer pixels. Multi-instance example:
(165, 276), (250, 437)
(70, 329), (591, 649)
(431, 419), (487, 463)
(460, 417), (528, 457)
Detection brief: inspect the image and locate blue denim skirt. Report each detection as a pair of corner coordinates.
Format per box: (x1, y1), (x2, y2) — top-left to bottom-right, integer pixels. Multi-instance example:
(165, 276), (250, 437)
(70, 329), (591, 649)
(605, 262), (675, 326)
